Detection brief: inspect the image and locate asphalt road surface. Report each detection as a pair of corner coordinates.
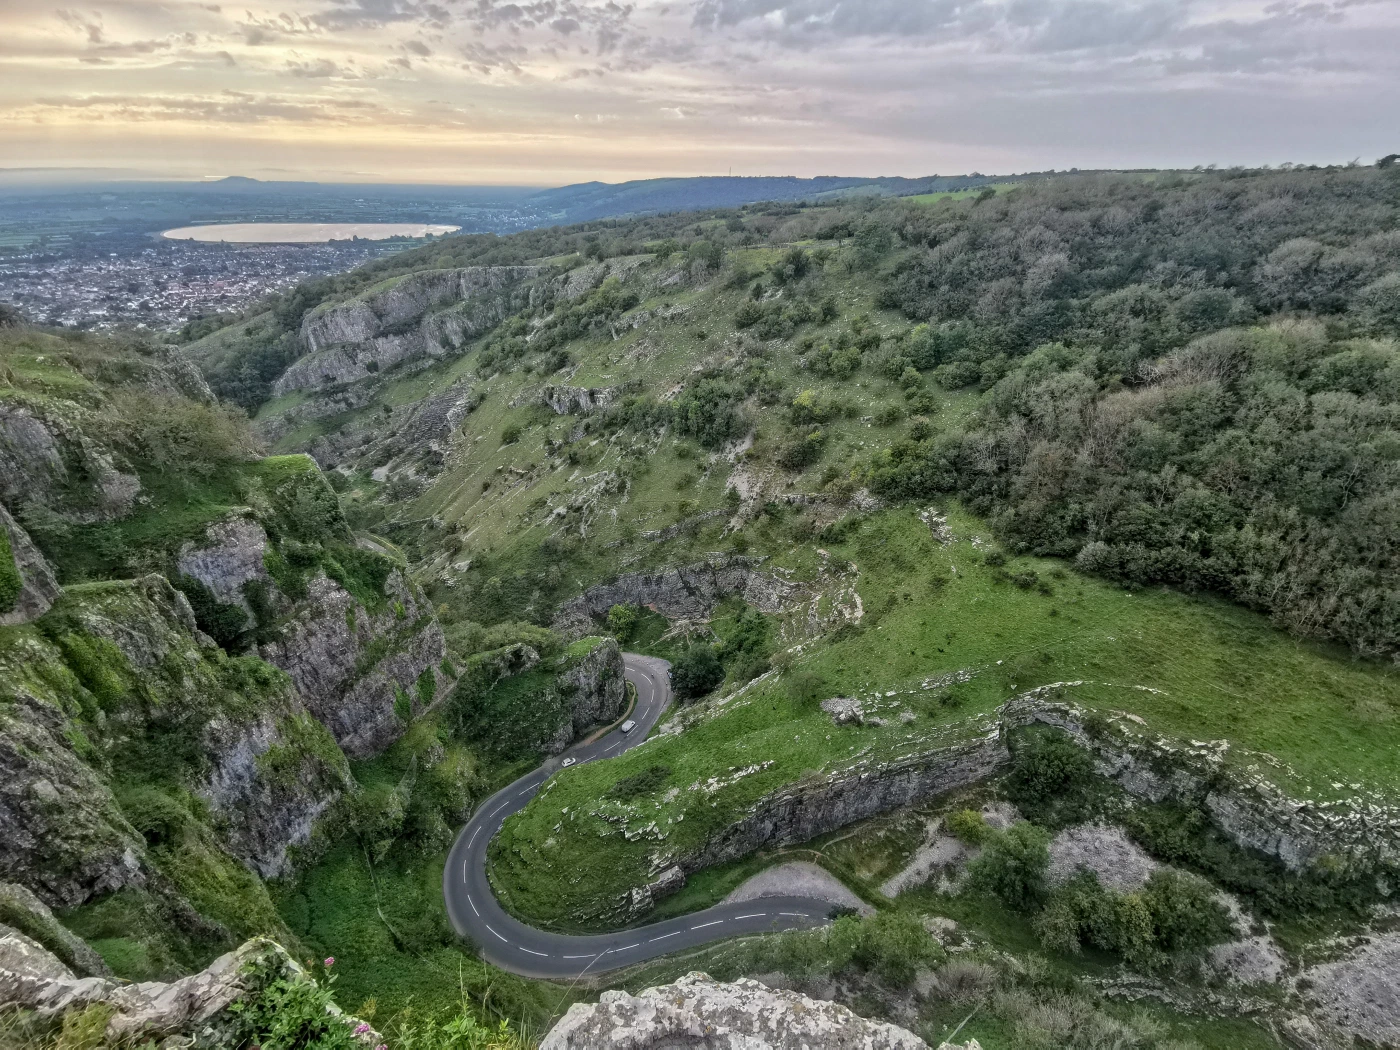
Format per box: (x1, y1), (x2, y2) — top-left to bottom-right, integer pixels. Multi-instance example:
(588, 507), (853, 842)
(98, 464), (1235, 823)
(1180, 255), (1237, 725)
(443, 652), (833, 978)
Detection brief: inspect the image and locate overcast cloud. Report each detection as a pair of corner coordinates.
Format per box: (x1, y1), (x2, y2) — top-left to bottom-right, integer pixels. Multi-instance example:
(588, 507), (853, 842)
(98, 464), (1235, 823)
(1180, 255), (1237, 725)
(0, 0), (1394, 183)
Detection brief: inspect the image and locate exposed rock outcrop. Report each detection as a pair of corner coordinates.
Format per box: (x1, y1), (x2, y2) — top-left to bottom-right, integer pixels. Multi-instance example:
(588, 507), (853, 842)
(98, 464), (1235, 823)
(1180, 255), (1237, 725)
(680, 734), (1006, 882)
(0, 882), (109, 977)
(1304, 931), (1400, 1045)
(176, 516), (271, 612)
(278, 266), (541, 395)
(257, 572), (449, 759)
(0, 937), (378, 1046)
(556, 637), (628, 742)
(0, 926), (73, 983)
(542, 972), (927, 1050)
(0, 503), (60, 626)
(552, 557), (807, 639)
(0, 402), (140, 522)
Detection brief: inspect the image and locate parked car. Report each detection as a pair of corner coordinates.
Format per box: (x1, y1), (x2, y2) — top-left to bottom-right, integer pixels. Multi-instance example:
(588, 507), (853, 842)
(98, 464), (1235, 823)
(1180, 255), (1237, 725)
(560, 757), (577, 767)
(620, 719), (637, 734)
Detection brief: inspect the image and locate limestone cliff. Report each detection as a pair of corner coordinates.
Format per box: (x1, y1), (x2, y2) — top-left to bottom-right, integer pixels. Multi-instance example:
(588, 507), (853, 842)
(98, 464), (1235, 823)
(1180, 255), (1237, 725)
(552, 557), (809, 639)
(276, 266), (541, 396)
(542, 973), (927, 1050)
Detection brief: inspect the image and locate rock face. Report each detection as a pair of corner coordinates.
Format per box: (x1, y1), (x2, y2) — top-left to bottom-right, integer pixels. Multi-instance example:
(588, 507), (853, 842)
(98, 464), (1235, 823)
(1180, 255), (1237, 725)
(277, 266), (541, 395)
(0, 402), (140, 522)
(686, 734), (1006, 878)
(176, 516), (271, 609)
(257, 571), (449, 759)
(541, 972), (927, 1050)
(552, 557), (807, 639)
(0, 503), (60, 626)
(0, 926), (73, 982)
(1305, 931), (1400, 1045)
(176, 513), (452, 763)
(556, 638), (628, 742)
(1003, 694), (1400, 872)
(0, 882), (109, 977)
(0, 937), (377, 1045)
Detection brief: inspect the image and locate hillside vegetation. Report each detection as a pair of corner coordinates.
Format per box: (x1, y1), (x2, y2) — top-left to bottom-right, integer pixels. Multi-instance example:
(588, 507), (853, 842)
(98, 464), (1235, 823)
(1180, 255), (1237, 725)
(3, 163), (1399, 1050)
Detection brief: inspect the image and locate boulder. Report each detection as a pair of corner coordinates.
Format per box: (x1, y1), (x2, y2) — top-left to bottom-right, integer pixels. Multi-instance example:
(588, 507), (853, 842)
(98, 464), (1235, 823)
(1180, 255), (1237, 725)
(0, 503), (60, 627)
(0, 882), (109, 977)
(541, 972), (927, 1050)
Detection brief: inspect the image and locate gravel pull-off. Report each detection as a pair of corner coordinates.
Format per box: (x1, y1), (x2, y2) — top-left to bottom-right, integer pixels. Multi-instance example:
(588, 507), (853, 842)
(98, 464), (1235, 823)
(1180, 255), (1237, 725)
(542, 972), (928, 1050)
(724, 862), (873, 916)
(1305, 932), (1400, 1045)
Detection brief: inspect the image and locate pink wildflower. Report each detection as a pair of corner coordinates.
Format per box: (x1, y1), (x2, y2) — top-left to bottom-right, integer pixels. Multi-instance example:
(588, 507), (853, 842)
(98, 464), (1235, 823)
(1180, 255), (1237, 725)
(324, 957), (335, 968)
(354, 1024), (371, 1035)
(375, 1044), (388, 1050)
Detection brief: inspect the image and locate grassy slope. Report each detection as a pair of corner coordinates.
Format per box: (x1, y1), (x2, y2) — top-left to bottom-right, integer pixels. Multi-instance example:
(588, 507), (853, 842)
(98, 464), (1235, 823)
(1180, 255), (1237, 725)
(242, 234), (1400, 927)
(489, 505), (1400, 930)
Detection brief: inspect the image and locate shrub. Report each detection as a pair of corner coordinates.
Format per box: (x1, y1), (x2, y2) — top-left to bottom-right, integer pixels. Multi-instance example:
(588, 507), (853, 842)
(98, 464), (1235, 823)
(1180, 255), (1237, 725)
(945, 808), (989, 845)
(608, 764), (672, 800)
(966, 822), (1051, 911)
(500, 422), (523, 445)
(1034, 869), (1234, 970)
(1005, 728), (1099, 826)
(0, 525), (21, 613)
(606, 603), (640, 641)
(785, 669), (825, 704)
(827, 910), (944, 986)
(670, 644), (724, 700)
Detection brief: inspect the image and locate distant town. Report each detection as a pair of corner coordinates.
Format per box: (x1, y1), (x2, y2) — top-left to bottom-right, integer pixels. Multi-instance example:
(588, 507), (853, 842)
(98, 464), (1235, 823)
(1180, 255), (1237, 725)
(0, 237), (423, 330)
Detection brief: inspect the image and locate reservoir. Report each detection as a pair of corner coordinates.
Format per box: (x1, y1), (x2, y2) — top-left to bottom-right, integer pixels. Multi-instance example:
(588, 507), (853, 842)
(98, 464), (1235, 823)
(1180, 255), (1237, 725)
(160, 222), (461, 244)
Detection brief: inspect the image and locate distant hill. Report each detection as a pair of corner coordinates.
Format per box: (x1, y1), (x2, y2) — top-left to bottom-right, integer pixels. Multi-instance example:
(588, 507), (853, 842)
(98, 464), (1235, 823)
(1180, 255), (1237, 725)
(522, 174), (1022, 222)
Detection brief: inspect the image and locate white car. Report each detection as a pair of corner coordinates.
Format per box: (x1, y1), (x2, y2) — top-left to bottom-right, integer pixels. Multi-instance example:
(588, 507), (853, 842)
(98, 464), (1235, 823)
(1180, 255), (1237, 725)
(560, 757), (577, 767)
(620, 719), (637, 734)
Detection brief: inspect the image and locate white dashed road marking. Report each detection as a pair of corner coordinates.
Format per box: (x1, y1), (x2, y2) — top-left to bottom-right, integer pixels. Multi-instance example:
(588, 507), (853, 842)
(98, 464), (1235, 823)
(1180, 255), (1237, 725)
(734, 914), (767, 920)
(468, 894), (478, 916)
(520, 948), (549, 957)
(648, 931), (680, 942)
(486, 924), (508, 942)
(779, 912), (810, 918)
(690, 920), (724, 930)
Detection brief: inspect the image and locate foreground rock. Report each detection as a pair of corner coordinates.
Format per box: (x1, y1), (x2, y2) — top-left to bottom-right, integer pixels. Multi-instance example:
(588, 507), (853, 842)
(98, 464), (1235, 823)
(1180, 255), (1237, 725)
(542, 972), (927, 1050)
(0, 937), (377, 1045)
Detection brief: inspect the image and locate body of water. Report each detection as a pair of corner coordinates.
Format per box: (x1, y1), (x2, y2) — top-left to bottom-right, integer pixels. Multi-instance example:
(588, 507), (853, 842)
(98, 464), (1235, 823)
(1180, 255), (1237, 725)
(160, 222), (460, 244)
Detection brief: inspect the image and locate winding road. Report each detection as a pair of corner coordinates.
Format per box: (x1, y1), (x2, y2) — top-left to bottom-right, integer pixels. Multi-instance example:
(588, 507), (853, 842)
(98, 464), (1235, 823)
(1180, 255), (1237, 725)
(443, 653), (832, 978)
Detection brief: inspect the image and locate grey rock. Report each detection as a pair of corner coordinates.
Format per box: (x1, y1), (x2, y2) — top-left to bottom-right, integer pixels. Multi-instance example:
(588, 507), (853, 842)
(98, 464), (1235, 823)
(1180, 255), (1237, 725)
(1046, 822), (1161, 892)
(177, 516), (272, 610)
(0, 403), (140, 522)
(0, 882), (109, 977)
(198, 707), (353, 879)
(542, 972), (927, 1050)
(0, 925), (74, 982)
(687, 734), (1006, 883)
(537, 385), (621, 416)
(821, 697), (866, 726)
(259, 571), (448, 759)
(0, 937), (379, 1045)
(0, 686), (149, 908)
(648, 865), (685, 901)
(279, 267), (541, 395)
(0, 503), (60, 626)
(552, 557), (806, 639)
(556, 637), (628, 742)
(1305, 931), (1400, 1045)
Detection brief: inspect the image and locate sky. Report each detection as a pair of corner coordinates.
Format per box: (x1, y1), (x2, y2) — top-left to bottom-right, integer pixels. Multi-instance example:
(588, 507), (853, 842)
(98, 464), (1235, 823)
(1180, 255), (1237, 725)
(1, 0), (1396, 186)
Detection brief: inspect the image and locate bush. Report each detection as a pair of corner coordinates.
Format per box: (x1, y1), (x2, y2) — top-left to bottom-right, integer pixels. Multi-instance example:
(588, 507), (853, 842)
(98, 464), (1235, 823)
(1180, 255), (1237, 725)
(1005, 728), (1099, 826)
(966, 822), (1051, 911)
(500, 422), (523, 445)
(669, 644), (724, 700)
(606, 603), (639, 641)
(827, 910), (944, 986)
(1034, 869), (1234, 970)
(945, 808), (989, 845)
(0, 525), (22, 613)
(608, 764), (672, 800)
